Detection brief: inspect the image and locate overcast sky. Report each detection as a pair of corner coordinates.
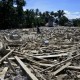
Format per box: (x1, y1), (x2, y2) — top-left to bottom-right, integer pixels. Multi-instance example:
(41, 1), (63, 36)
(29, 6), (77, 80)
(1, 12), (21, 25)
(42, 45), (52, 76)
(24, 0), (80, 19)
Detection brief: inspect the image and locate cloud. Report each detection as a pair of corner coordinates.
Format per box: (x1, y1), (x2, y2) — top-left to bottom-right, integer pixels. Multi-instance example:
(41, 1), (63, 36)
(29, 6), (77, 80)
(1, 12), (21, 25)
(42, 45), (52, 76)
(13, 4), (17, 7)
(64, 10), (80, 19)
(23, 7), (26, 11)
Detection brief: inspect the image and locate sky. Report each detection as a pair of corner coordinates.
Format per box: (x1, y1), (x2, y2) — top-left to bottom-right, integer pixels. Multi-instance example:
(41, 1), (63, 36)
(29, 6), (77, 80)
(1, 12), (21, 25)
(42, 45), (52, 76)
(24, 0), (80, 19)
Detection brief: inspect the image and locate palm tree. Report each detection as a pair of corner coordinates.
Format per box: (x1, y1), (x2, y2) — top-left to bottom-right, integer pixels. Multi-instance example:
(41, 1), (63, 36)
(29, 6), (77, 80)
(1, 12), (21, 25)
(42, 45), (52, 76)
(50, 11), (54, 17)
(16, 0), (26, 6)
(45, 11), (50, 17)
(55, 10), (65, 25)
(57, 10), (65, 19)
(35, 8), (39, 16)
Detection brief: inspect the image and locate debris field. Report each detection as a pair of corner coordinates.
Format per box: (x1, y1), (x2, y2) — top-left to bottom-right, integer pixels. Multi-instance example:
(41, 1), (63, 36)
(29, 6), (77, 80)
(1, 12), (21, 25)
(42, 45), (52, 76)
(0, 27), (80, 80)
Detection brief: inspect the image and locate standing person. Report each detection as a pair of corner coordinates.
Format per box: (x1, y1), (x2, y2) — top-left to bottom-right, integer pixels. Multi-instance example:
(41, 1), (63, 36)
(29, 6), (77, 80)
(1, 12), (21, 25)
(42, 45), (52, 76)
(37, 26), (41, 34)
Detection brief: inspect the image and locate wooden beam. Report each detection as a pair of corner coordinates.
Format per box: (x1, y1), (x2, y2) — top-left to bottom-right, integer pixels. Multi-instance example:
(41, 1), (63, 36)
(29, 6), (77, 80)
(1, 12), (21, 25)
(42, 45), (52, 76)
(52, 62), (71, 76)
(0, 49), (14, 63)
(67, 66), (80, 70)
(34, 53), (68, 59)
(14, 56), (38, 80)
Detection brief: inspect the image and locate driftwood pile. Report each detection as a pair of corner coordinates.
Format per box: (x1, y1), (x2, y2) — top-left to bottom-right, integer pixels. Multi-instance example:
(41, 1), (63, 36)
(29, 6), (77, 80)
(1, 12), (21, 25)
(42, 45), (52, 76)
(0, 27), (80, 80)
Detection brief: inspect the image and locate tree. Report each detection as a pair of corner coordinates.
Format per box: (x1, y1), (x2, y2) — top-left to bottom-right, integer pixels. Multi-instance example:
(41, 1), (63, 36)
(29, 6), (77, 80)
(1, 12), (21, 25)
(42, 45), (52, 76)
(35, 8), (39, 16)
(0, 0), (75, 29)
(50, 11), (54, 17)
(0, 0), (26, 29)
(0, 0), (15, 29)
(57, 10), (65, 18)
(16, 0), (26, 28)
(72, 18), (80, 26)
(55, 10), (65, 25)
(59, 16), (69, 26)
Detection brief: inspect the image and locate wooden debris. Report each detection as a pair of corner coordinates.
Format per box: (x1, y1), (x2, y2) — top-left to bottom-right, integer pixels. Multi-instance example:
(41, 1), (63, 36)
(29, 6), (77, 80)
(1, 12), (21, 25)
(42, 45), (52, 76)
(34, 53), (68, 59)
(25, 56), (54, 67)
(52, 62), (71, 76)
(1, 27), (80, 80)
(0, 67), (8, 79)
(14, 56), (39, 80)
(67, 66), (80, 70)
(0, 42), (6, 54)
(6, 57), (16, 73)
(42, 53), (80, 72)
(0, 49), (14, 63)
(29, 65), (46, 80)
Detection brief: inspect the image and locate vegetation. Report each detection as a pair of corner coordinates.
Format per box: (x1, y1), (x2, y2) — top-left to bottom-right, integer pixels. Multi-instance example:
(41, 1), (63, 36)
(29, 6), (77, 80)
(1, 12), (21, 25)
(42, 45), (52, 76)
(0, 0), (80, 29)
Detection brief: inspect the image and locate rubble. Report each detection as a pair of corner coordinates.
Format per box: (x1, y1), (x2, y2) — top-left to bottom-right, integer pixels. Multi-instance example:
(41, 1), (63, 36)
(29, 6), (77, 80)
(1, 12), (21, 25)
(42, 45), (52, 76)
(1, 27), (80, 80)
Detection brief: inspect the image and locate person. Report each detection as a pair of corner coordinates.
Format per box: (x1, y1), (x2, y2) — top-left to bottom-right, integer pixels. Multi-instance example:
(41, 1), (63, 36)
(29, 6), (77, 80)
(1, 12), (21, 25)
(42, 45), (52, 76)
(37, 26), (41, 34)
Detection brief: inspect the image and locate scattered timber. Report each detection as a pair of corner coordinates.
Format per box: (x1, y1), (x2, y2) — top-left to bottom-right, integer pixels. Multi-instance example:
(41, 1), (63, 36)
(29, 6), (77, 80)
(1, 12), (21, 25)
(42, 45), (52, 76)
(14, 56), (39, 80)
(0, 49), (14, 63)
(52, 62), (71, 76)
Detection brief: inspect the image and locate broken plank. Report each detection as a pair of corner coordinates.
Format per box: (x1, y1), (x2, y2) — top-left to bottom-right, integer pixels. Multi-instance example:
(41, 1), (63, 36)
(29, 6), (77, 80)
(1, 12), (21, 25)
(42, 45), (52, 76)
(52, 62), (71, 76)
(34, 53), (68, 59)
(14, 56), (38, 80)
(67, 66), (80, 70)
(0, 49), (14, 63)
(0, 67), (8, 79)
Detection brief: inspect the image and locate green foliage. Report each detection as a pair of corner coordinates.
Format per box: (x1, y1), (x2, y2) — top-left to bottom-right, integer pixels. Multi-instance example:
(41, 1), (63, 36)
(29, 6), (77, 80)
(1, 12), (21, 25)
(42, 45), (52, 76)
(59, 16), (69, 26)
(72, 19), (80, 26)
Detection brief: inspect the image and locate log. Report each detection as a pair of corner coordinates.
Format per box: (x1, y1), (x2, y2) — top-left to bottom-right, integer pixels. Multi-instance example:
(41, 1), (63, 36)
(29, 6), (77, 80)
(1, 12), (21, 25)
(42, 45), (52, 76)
(14, 56), (38, 80)
(0, 49), (14, 63)
(34, 53), (68, 59)
(52, 62), (71, 76)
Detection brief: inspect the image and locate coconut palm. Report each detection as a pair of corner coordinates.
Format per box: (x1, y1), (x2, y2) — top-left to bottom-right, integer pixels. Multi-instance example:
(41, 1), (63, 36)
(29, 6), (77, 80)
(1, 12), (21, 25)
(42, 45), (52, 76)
(57, 10), (65, 19)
